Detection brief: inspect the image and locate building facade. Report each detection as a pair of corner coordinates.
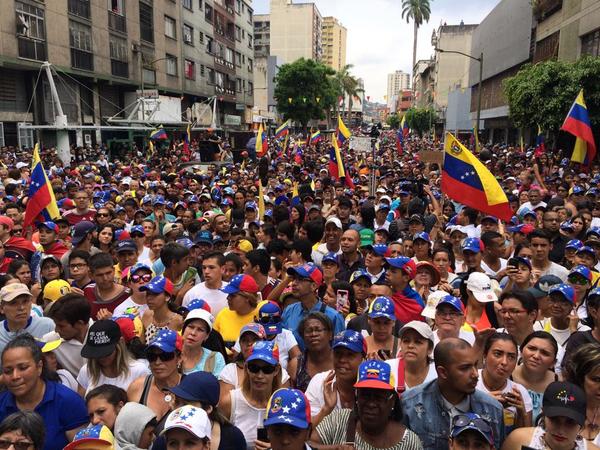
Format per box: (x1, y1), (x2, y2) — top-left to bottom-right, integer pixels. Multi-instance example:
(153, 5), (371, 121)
(386, 70), (410, 110)
(322, 16), (346, 71)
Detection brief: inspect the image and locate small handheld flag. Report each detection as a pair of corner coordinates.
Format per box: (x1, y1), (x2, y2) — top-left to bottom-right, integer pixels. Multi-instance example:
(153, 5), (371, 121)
(275, 120), (290, 139)
(534, 126), (545, 158)
(23, 144), (60, 230)
(562, 89), (596, 166)
(256, 123), (268, 157)
(183, 123), (191, 154)
(149, 126), (168, 140)
(336, 116), (351, 147)
(310, 130), (322, 145)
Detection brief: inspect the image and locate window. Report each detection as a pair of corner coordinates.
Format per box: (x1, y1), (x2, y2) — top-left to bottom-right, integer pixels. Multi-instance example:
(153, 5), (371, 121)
(109, 35), (128, 77)
(110, 0), (124, 15)
(164, 15), (176, 39)
(226, 47), (234, 64)
(236, 0), (241, 14)
(582, 28), (600, 57)
(183, 24), (193, 44)
(166, 54), (177, 76)
(205, 4), (213, 23)
(206, 36), (214, 54)
(199, 31), (204, 44)
(235, 51), (241, 67)
(207, 68), (215, 84)
(182, 0), (192, 10)
(236, 77), (242, 92)
(69, 20), (93, 70)
(248, 81), (253, 95)
(235, 25), (241, 41)
(68, 0), (90, 19)
(248, 33), (252, 49)
(198, 0), (203, 9)
(248, 58), (253, 73)
(185, 59), (195, 79)
(108, 0), (126, 32)
(139, 2), (154, 43)
(18, 124), (34, 149)
(247, 6), (252, 23)
(15, 1), (47, 61)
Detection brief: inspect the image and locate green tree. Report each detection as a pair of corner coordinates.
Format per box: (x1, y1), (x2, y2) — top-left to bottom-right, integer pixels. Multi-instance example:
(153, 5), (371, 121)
(334, 64), (365, 122)
(386, 113), (401, 129)
(274, 58), (337, 128)
(503, 56), (600, 133)
(405, 107), (437, 136)
(402, 0), (432, 79)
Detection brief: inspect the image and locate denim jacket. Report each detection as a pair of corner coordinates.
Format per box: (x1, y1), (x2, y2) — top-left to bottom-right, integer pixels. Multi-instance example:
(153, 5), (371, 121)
(401, 380), (505, 449)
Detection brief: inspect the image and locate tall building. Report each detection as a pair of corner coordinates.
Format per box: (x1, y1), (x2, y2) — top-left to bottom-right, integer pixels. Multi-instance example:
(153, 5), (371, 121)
(322, 16), (347, 71)
(0, 0), (255, 148)
(269, 0), (322, 64)
(386, 71), (410, 109)
(253, 14), (270, 57)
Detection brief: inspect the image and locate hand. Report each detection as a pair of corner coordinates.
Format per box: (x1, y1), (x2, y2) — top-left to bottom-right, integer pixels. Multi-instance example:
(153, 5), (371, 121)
(340, 301), (350, 317)
(176, 278), (195, 300)
(569, 307), (580, 333)
(254, 439), (271, 450)
(322, 370), (337, 414)
(366, 350), (382, 361)
(438, 282), (453, 293)
(97, 308), (113, 320)
(531, 268), (542, 284)
(504, 387), (526, 413)
(472, 325), (495, 344)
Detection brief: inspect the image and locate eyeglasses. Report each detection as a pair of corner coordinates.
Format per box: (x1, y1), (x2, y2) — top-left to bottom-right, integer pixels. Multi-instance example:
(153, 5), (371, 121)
(568, 276), (589, 286)
(498, 308), (528, 316)
(258, 315), (281, 324)
(69, 263), (88, 271)
(452, 414), (492, 433)
(435, 310), (463, 318)
(247, 363), (277, 374)
(147, 351), (176, 363)
(97, 213), (110, 217)
(131, 274), (153, 283)
(0, 440), (34, 450)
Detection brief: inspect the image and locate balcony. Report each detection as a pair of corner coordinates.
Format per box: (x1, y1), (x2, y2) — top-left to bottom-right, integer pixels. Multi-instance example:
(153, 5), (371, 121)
(214, 56), (235, 71)
(109, 11), (127, 33)
(532, 0), (562, 20)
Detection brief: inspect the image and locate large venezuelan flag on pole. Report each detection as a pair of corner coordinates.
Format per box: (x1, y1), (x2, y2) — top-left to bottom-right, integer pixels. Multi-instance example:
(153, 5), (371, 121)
(336, 116), (351, 147)
(328, 135), (354, 189)
(562, 89), (596, 166)
(442, 133), (513, 221)
(149, 126), (168, 140)
(183, 123), (191, 154)
(23, 144), (60, 229)
(256, 123), (268, 157)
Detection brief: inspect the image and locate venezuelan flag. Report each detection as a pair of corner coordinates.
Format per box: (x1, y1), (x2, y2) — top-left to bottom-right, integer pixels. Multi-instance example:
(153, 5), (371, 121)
(534, 126), (545, 158)
(275, 120), (290, 139)
(255, 123), (268, 157)
(442, 133), (512, 221)
(23, 144), (60, 229)
(396, 126), (404, 155)
(328, 135), (354, 188)
(183, 123), (191, 154)
(401, 115), (409, 138)
(310, 130), (322, 144)
(149, 126), (168, 140)
(562, 89), (596, 166)
(336, 116), (351, 147)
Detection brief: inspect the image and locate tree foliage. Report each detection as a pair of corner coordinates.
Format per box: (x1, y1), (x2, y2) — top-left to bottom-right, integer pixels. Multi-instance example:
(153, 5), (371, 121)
(386, 113), (401, 129)
(274, 58), (337, 127)
(405, 107), (436, 136)
(503, 56), (600, 132)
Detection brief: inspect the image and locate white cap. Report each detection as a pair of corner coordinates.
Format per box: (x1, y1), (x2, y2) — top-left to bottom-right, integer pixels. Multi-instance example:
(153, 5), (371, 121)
(421, 290), (448, 319)
(376, 187), (387, 194)
(446, 225), (468, 235)
(380, 195), (392, 204)
(162, 406), (211, 440)
(163, 223), (180, 235)
(400, 320), (434, 341)
(466, 272), (498, 303)
(16, 162), (28, 169)
(325, 217), (342, 230)
(184, 308), (214, 333)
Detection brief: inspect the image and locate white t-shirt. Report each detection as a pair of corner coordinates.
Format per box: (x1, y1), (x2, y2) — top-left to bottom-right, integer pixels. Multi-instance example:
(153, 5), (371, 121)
(540, 318), (591, 347)
(481, 258), (508, 278)
(312, 244), (342, 267)
(433, 329), (475, 348)
(218, 362), (290, 387)
(183, 282), (229, 315)
(306, 370), (343, 417)
(539, 262), (569, 282)
(231, 329), (298, 370)
(77, 359), (150, 394)
(113, 297), (149, 319)
(42, 331), (87, 378)
(386, 359), (437, 391)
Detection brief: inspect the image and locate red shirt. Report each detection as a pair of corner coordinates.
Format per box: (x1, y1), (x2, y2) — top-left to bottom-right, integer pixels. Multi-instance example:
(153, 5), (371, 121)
(63, 209), (97, 225)
(84, 284), (131, 319)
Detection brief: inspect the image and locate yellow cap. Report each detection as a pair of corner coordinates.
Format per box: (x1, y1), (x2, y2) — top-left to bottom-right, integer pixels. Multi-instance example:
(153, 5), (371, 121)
(43, 280), (72, 303)
(237, 239), (254, 253)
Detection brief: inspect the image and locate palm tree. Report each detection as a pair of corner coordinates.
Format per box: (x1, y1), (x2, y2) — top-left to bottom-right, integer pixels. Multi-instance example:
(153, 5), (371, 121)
(401, 0), (432, 79)
(335, 64), (364, 121)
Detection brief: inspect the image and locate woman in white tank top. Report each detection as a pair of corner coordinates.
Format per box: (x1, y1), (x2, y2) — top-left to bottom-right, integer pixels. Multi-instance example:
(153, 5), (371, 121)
(220, 341), (282, 450)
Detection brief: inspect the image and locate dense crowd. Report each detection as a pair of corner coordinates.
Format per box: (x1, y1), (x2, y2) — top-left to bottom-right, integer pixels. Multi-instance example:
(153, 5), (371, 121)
(0, 131), (597, 450)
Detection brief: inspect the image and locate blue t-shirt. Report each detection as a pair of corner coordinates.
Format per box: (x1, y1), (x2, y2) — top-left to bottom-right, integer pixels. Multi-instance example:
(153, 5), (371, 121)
(182, 348), (226, 377)
(282, 300), (345, 351)
(0, 316), (55, 356)
(0, 381), (88, 450)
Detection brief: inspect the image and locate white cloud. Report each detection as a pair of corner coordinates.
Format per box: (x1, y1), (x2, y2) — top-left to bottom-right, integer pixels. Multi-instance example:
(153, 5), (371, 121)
(253, 0), (500, 102)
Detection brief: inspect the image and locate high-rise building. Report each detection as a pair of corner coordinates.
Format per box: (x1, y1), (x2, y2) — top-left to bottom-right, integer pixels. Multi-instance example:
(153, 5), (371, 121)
(322, 16), (347, 71)
(269, 0), (322, 64)
(386, 71), (410, 108)
(254, 14), (271, 58)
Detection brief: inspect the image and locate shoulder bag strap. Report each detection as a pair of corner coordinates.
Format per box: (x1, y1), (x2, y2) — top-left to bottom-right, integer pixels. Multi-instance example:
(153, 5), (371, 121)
(396, 358), (406, 396)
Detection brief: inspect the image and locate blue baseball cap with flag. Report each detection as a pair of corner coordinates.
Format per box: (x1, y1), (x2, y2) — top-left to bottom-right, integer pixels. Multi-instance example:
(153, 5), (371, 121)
(413, 231), (430, 243)
(64, 425), (114, 450)
(569, 264), (592, 282)
(354, 360), (395, 390)
(349, 269), (372, 285)
(385, 256), (417, 279)
(437, 295), (464, 314)
(264, 388), (311, 429)
(146, 329), (183, 353)
(246, 340), (279, 365)
(368, 296), (395, 321)
(361, 243), (389, 256)
(332, 330), (365, 354)
(322, 252), (340, 265)
(462, 237), (484, 253)
(566, 239), (584, 251)
(549, 283), (576, 304)
(286, 263), (323, 286)
(37, 221), (58, 233)
(450, 413), (494, 446)
(130, 225), (144, 237)
(257, 301), (282, 336)
(140, 275), (174, 295)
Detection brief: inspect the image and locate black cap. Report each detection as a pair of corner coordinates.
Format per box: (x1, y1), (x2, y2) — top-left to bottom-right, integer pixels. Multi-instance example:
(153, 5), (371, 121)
(543, 381), (586, 426)
(115, 239), (137, 253)
(81, 320), (122, 359)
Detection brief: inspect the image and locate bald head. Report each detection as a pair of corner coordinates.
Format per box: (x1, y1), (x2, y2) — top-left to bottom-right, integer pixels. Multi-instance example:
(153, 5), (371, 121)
(341, 229), (359, 254)
(434, 337), (472, 369)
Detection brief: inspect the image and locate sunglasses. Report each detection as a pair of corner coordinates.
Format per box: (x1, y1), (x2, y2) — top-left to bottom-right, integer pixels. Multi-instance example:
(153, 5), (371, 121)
(452, 414), (492, 434)
(97, 213), (110, 217)
(247, 363), (277, 374)
(131, 274), (153, 283)
(147, 351), (176, 363)
(258, 315), (281, 324)
(568, 275), (589, 286)
(0, 441), (33, 450)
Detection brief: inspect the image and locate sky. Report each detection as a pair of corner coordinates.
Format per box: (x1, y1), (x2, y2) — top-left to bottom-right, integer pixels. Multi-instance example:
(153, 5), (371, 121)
(253, 0), (500, 103)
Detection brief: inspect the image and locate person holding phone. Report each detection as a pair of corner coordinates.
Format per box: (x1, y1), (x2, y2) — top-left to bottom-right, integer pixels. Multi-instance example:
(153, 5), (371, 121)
(502, 256), (533, 292)
(542, 282), (590, 346)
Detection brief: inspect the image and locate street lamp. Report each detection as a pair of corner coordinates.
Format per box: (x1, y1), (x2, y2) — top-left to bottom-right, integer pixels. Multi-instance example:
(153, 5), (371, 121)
(435, 48), (484, 135)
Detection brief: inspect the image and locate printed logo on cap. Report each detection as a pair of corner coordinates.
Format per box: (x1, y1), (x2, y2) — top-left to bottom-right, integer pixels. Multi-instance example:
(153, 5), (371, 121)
(89, 331), (111, 345)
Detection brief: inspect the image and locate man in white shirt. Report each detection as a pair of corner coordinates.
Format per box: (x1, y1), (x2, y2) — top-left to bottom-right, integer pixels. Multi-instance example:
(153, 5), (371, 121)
(183, 252), (229, 314)
(313, 218), (343, 267)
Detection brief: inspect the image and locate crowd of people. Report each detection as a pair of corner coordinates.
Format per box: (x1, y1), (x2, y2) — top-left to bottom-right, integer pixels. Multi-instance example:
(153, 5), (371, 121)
(0, 130), (597, 450)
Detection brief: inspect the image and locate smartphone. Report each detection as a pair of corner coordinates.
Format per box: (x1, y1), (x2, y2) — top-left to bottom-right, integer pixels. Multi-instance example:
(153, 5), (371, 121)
(257, 428), (269, 443)
(336, 289), (349, 311)
(507, 257), (520, 267)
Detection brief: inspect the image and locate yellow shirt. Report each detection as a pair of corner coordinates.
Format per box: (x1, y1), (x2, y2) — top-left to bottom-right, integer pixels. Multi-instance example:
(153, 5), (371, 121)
(213, 307), (258, 345)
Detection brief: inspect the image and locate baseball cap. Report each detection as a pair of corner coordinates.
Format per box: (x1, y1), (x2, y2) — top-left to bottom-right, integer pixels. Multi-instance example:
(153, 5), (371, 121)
(240, 322), (267, 340)
(507, 223), (535, 235)
(354, 360), (395, 390)
(130, 225), (145, 237)
(349, 269), (372, 285)
(168, 372), (220, 406)
(528, 274), (563, 298)
(549, 283), (576, 304)
(0, 283), (32, 303)
(71, 221), (96, 246)
(115, 239), (137, 253)
(361, 243), (389, 257)
(400, 320), (434, 341)
(176, 237), (194, 249)
(236, 239), (254, 253)
(367, 296), (395, 321)
(246, 340), (280, 365)
(543, 381), (586, 426)
(569, 264), (592, 282)
(359, 228), (375, 246)
(420, 290), (449, 319)
(576, 246), (596, 258)
(162, 223), (180, 235)
(185, 299), (212, 313)
(589, 287), (600, 300)
(43, 280), (72, 303)
(408, 214), (423, 224)
(325, 217), (343, 230)
(322, 252), (340, 266)
(509, 256), (532, 270)
(466, 272), (498, 303)
(37, 221), (58, 233)
(413, 231), (430, 243)
(220, 274), (259, 294)
(481, 216), (498, 223)
(565, 239), (584, 251)
(113, 316), (142, 343)
(195, 230), (213, 245)
(0, 216), (14, 231)
(162, 406), (212, 440)
(385, 256), (417, 279)
(264, 388), (311, 429)
(450, 413), (494, 446)
(332, 330), (366, 354)
(462, 237), (484, 253)
(286, 263), (323, 286)
(184, 308), (214, 333)
(81, 320), (121, 359)
(146, 329), (183, 353)
(129, 263), (153, 276)
(436, 295), (465, 314)
(140, 275), (175, 295)
(257, 301), (282, 336)
(64, 424), (114, 450)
